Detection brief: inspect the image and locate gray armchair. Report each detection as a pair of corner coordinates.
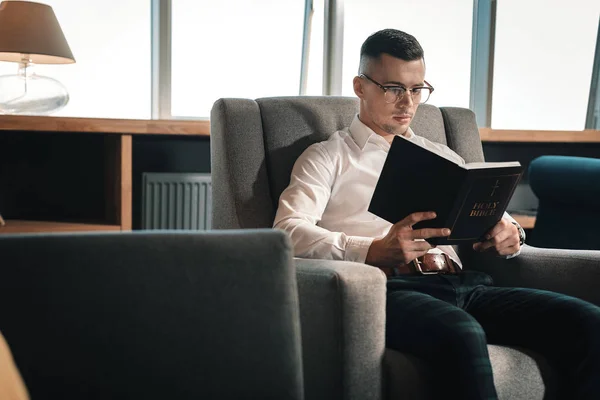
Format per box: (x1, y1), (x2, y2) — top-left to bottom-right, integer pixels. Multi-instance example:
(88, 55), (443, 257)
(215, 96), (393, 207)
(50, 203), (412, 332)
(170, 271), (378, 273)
(0, 230), (304, 400)
(210, 96), (600, 400)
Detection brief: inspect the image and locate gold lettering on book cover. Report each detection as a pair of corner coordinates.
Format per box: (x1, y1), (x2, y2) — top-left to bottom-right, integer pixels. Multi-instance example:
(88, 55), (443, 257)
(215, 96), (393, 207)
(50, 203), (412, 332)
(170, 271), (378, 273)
(469, 201), (500, 217)
(445, 173), (523, 242)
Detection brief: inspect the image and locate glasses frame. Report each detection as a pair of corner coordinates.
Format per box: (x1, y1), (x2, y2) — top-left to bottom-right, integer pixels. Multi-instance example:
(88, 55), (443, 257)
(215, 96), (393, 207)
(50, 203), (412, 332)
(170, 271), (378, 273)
(359, 73), (435, 104)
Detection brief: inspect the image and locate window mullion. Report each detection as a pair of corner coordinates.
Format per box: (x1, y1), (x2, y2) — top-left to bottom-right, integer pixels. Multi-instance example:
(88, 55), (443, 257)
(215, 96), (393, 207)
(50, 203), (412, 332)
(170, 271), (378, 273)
(469, 0), (496, 128)
(586, 18), (600, 129)
(151, 0), (172, 119)
(323, 0), (344, 95)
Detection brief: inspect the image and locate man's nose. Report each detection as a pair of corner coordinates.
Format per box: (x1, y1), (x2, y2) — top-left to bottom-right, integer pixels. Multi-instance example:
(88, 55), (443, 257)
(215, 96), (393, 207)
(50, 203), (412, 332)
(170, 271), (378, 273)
(396, 92), (413, 107)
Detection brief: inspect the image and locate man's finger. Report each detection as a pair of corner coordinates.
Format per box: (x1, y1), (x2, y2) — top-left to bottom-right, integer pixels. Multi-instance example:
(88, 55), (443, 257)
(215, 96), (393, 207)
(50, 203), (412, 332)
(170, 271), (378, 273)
(473, 239), (495, 252)
(402, 249), (433, 264)
(396, 211), (437, 229)
(409, 227), (451, 240)
(405, 240), (435, 253)
(482, 218), (511, 241)
(494, 234), (520, 254)
(496, 243), (520, 257)
(473, 228), (515, 252)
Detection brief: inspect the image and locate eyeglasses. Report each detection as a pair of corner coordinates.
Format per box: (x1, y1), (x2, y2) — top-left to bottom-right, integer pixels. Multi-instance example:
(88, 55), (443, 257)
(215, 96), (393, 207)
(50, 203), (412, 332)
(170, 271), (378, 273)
(359, 73), (434, 104)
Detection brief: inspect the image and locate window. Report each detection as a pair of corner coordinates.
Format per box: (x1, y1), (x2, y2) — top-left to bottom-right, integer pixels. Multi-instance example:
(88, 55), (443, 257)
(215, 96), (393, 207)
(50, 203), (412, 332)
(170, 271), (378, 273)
(341, 0), (474, 108)
(0, 0), (151, 119)
(171, 0), (305, 118)
(491, 0), (600, 130)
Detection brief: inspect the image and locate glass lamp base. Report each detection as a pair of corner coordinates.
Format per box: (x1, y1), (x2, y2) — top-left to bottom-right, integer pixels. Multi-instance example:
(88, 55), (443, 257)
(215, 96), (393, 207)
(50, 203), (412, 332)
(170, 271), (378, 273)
(0, 70), (69, 115)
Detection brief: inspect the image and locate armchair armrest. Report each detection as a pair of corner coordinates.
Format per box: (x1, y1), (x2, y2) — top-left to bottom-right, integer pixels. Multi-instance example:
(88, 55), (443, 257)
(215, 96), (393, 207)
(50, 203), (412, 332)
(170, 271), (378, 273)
(463, 245), (600, 305)
(295, 258), (387, 400)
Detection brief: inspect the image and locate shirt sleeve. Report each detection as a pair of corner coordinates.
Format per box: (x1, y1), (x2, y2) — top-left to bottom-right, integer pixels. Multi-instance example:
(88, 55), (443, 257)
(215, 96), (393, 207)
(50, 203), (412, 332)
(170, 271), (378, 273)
(273, 143), (374, 263)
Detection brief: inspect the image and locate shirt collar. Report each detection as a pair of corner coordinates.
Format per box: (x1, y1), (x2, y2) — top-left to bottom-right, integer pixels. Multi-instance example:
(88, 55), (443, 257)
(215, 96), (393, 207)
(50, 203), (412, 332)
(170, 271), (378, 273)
(349, 114), (415, 150)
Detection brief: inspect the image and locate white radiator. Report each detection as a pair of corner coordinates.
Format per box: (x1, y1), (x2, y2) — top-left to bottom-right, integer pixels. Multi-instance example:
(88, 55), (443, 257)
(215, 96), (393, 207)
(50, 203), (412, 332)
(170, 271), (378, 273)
(142, 173), (212, 230)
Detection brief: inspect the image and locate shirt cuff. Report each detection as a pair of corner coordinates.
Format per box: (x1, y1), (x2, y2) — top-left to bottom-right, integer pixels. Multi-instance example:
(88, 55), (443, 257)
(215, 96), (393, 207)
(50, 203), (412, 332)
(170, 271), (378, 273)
(345, 236), (375, 263)
(502, 247), (521, 259)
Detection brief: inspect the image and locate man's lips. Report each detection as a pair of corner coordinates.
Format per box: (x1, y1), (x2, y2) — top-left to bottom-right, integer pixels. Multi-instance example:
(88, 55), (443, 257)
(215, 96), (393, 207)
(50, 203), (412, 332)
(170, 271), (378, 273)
(393, 115), (412, 122)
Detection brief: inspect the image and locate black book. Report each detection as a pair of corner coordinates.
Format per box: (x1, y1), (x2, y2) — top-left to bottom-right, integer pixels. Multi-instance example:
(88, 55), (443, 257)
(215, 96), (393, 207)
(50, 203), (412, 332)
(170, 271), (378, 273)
(368, 135), (524, 245)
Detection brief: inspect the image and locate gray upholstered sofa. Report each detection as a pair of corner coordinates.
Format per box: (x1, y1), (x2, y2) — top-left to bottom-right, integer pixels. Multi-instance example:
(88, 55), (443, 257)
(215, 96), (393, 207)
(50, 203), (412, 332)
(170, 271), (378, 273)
(0, 230), (304, 400)
(210, 96), (600, 400)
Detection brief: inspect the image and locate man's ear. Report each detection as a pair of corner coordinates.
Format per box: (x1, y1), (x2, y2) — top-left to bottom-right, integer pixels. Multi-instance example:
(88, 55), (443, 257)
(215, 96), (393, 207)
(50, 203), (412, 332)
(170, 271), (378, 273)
(353, 76), (364, 99)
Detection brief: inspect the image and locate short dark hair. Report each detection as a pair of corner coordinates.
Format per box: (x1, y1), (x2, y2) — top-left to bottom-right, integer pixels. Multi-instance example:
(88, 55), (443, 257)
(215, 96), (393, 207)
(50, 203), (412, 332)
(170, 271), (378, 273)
(359, 29), (424, 74)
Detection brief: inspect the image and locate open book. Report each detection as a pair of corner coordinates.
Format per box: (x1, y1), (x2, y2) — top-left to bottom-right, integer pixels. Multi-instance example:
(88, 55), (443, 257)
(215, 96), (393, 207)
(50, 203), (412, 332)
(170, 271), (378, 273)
(368, 135), (524, 245)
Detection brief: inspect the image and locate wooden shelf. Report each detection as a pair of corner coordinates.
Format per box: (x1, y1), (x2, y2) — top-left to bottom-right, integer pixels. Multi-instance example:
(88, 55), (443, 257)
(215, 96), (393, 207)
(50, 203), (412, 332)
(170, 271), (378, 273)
(1, 115), (598, 142)
(0, 116), (553, 235)
(480, 128), (600, 143)
(0, 115), (210, 136)
(512, 214), (536, 230)
(1, 117), (140, 233)
(0, 220), (122, 234)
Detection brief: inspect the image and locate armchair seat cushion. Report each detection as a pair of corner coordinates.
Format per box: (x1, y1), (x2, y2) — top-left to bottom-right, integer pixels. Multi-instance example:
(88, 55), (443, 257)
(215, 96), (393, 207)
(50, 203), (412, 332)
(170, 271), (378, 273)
(384, 345), (556, 400)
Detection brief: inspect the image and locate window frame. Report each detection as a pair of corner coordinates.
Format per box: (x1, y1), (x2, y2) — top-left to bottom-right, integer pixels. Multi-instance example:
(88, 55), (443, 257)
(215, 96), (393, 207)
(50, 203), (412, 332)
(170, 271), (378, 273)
(152, 0), (600, 128)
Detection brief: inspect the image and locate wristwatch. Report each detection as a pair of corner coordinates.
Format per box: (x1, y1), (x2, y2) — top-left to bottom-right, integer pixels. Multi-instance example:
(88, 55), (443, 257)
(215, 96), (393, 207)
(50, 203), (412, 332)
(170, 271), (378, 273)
(511, 222), (526, 246)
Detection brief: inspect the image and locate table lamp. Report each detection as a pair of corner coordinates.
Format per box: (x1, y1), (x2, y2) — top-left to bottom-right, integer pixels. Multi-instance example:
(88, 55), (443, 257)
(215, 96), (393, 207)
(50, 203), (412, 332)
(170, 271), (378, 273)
(0, 1), (75, 115)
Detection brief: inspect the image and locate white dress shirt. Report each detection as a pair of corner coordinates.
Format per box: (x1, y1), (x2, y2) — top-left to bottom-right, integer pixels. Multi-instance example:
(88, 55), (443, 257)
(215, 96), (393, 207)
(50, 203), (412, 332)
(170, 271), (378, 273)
(273, 114), (520, 268)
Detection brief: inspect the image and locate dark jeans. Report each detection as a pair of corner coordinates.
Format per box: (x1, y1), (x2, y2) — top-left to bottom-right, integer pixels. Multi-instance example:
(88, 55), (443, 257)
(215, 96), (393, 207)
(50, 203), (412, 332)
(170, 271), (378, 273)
(386, 270), (600, 400)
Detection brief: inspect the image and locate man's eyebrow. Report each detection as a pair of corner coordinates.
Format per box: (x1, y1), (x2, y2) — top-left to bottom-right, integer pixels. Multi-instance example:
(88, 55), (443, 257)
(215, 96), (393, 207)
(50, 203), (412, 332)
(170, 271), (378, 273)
(383, 80), (425, 87)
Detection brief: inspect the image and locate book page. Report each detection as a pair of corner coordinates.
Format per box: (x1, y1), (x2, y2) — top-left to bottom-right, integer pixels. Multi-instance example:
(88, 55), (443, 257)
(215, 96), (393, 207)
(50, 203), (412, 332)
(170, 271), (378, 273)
(398, 135), (463, 165)
(398, 135), (521, 170)
(463, 161), (521, 170)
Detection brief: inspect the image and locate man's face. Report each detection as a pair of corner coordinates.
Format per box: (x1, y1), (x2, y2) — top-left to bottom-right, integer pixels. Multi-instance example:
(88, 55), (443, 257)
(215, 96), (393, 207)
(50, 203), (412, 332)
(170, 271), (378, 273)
(353, 53), (426, 140)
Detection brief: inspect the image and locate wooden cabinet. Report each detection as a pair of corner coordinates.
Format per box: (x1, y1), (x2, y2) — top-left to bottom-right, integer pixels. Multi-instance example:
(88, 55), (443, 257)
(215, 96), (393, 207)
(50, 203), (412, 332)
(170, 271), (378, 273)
(0, 115), (209, 234)
(4, 121), (595, 234)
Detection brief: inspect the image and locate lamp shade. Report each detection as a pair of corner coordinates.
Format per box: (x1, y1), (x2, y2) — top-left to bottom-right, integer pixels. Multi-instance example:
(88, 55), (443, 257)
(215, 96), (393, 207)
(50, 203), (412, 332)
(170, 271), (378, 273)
(0, 1), (75, 64)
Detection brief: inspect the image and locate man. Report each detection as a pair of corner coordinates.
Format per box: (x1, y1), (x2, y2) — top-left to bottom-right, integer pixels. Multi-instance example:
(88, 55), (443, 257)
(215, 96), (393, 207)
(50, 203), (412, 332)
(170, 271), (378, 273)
(273, 29), (600, 399)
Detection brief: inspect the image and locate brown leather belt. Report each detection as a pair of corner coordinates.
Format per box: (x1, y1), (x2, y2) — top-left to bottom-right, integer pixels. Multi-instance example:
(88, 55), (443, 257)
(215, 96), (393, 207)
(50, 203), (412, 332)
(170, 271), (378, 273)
(379, 253), (460, 277)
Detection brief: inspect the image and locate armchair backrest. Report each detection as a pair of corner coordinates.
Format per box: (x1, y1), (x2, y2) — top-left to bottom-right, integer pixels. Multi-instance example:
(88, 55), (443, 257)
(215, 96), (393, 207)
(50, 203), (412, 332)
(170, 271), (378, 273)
(528, 155), (600, 250)
(0, 230), (303, 400)
(210, 96), (484, 230)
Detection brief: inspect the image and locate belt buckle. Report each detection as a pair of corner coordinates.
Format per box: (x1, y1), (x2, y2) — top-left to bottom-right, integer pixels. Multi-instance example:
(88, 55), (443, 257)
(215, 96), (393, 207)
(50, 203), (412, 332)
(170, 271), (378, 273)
(412, 258), (441, 275)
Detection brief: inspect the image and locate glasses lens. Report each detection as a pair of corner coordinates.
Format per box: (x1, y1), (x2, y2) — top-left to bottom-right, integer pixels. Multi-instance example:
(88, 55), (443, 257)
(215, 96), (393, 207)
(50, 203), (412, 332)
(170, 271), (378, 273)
(419, 87), (432, 104)
(384, 88), (403, 103)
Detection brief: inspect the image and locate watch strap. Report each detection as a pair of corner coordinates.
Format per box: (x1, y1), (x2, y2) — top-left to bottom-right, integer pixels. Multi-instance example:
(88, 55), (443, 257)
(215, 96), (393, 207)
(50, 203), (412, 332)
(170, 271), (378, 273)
(511, 221), (526, 246)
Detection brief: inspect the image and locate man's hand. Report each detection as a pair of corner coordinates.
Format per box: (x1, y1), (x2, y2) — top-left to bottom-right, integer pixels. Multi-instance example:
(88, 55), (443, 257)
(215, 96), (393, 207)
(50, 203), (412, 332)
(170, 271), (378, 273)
(365, 211), (451, 267)
(472, 217), (520, 256)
